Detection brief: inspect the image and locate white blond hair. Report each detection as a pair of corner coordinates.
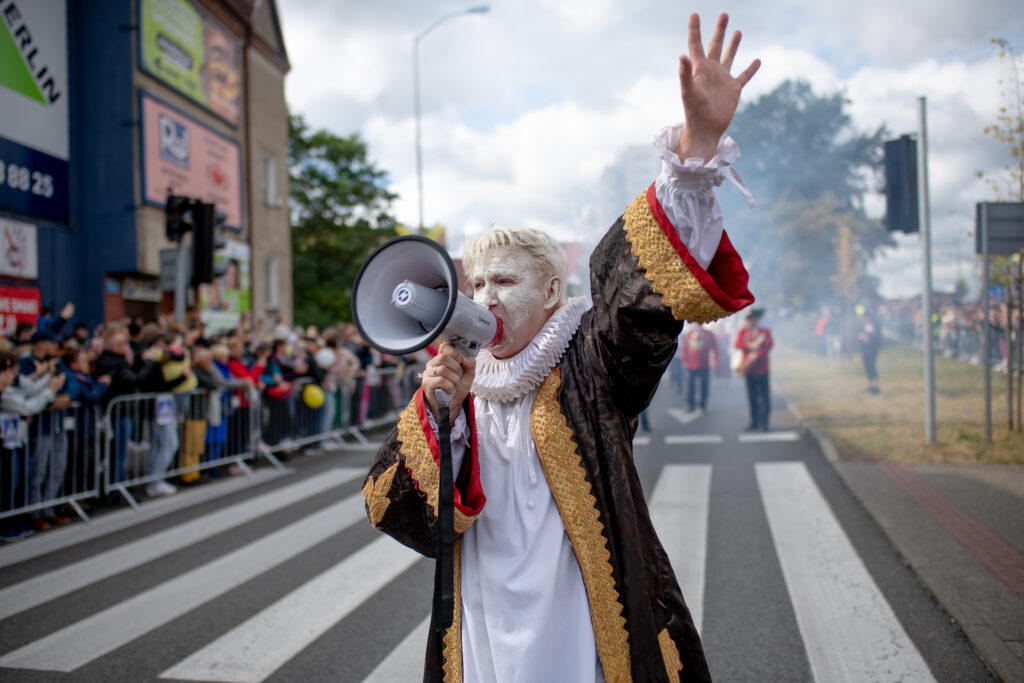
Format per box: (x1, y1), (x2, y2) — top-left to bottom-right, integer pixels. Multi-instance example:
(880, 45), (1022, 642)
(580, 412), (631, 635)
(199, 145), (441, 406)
(462, 225), (568, 303)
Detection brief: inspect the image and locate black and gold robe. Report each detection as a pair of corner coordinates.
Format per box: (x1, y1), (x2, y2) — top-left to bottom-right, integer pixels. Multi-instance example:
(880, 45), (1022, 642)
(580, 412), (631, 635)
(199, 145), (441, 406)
(363, 184), (753, 682)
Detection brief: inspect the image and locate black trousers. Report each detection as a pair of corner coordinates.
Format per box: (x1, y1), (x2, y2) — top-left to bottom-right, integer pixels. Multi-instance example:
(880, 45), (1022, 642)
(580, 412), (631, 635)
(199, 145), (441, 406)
(745, 372), (770, 429)
(861, 347), (879, 381)
(686, 367), (709, 411)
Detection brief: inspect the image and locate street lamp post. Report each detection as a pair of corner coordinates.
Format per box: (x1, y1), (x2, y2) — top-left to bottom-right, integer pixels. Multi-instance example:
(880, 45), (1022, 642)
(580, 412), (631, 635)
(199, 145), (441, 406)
(413, 5), (489, 232)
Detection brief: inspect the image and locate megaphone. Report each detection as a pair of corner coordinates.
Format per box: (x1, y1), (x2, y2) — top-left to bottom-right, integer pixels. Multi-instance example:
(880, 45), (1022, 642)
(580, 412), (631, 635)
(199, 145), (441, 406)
(352, 235), (503, 363)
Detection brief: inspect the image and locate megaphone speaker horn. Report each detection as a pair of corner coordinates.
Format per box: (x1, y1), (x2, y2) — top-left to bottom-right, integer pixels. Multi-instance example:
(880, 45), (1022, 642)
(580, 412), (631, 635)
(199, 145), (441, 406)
(352, 235), (502, 357)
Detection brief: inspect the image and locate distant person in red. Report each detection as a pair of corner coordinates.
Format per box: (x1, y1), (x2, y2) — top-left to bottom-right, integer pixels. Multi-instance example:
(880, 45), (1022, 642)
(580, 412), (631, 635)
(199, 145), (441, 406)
(681, 324), (718, 412)
(735, 308), (773, 431)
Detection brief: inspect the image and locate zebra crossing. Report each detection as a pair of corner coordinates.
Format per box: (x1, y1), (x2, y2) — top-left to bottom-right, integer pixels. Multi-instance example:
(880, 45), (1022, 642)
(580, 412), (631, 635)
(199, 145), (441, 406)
(0, 462), (936, 682)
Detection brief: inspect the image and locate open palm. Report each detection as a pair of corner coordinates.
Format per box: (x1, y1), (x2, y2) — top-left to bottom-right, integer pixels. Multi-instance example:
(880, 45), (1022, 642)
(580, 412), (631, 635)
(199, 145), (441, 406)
(677, 13), (760, 159)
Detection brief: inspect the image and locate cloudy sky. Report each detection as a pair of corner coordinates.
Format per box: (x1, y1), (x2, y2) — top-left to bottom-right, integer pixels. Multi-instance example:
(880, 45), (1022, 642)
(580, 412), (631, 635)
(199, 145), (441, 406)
(276, 0), (1024, 299)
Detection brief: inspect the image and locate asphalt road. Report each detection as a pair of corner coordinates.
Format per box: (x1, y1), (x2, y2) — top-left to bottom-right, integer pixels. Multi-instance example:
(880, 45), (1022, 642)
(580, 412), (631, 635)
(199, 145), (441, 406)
(0, 374), (995, 682)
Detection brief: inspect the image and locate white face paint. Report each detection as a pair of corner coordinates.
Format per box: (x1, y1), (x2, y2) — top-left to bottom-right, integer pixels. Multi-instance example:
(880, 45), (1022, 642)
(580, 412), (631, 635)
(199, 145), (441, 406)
(469, 247), (557, 359)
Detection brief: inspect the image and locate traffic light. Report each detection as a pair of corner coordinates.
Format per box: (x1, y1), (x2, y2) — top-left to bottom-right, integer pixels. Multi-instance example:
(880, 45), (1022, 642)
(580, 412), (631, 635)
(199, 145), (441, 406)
(884, 135), (919, 233)
(165, 194), (194, 241)
(190, 201), (228, 286)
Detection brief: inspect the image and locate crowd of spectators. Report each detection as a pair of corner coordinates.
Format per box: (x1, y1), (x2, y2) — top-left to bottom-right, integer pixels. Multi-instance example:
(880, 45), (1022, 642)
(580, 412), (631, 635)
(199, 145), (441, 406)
(1, 303), (429, 542)
(877, 297), (1023, 369)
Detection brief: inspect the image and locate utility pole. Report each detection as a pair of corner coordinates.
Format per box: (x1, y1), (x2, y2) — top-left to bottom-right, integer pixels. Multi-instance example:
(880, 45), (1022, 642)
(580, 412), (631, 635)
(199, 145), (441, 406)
(412, 5), (489, 232)
(918, 97), (936, 443)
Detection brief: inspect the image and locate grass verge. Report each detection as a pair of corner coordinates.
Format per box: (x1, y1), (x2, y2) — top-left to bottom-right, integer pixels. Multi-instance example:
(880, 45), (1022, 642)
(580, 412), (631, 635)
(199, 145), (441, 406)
(774, 343), (1024, 464)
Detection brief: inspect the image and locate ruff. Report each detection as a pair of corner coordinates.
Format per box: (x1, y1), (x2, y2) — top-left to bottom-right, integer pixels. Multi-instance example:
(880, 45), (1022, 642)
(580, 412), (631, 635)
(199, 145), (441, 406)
(472, 297), (589, 403)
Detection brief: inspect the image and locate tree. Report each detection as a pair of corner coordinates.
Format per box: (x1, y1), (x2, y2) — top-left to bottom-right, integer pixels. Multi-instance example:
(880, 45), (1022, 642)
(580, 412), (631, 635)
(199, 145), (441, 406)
(722, 81), (894, 313)
(979, 38), (1024, 201)
(289, 114), (398, 328)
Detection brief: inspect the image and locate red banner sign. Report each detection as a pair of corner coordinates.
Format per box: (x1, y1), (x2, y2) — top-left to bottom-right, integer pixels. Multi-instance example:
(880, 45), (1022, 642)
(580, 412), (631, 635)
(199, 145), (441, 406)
(0, 285), (40, 336)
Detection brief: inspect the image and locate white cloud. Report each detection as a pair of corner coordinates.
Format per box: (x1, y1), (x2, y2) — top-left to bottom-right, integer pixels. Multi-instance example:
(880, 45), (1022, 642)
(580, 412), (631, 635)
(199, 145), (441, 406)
(277, 0), (1024, 301)
(745, 46), (838, 97)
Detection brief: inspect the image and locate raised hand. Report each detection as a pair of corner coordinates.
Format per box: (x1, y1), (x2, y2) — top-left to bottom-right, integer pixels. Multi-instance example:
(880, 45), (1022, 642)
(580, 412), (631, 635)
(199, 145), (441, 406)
(676, 13), (760, 162)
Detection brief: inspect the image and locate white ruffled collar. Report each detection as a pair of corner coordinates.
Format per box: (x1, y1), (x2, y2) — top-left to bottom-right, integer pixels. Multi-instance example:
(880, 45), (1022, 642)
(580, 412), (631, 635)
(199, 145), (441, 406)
(472, 296), (589, 403)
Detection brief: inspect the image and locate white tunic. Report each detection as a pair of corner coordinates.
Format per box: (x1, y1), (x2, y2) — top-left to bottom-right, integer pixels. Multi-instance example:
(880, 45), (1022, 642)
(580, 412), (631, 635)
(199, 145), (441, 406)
(431, 128), (750, 682)
(457, 298), (598, 683)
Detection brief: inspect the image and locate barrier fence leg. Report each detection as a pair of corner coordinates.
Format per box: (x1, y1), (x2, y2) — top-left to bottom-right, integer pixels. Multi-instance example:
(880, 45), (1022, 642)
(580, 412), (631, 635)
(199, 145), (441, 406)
(230, 457), (255, 475)
(113, 484), (140, 510)
(67, 498), (90, 523)
(260, 450), (286, 470)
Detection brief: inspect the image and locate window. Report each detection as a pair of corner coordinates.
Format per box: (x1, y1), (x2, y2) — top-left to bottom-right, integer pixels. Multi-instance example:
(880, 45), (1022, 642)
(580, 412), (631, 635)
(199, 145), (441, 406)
(266, 257), (279, 309)
(262, 155), (278, 207)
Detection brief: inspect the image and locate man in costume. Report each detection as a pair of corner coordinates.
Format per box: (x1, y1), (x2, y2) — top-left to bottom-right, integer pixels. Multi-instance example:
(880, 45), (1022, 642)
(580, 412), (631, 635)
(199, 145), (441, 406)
(363, 13), (758, 682)
(734, 308), (773, 432)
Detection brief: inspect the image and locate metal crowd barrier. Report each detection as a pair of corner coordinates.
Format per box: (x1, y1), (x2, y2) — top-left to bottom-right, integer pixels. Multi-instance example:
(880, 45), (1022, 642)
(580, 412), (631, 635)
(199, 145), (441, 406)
(1, 400), (102, 523)
(102, 388), (271, 509)
(2, 363), (427, 524)
(260, 364), (421, 454)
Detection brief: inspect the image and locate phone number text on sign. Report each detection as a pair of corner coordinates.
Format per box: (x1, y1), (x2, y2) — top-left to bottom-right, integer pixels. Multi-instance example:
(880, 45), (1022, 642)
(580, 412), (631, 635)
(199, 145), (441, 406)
(0, 137), (68, 223)
(0, 160), (55, 199)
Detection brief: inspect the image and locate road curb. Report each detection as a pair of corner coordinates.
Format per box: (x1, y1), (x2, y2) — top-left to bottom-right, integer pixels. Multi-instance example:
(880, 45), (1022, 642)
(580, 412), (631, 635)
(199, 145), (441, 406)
(785, 401), (839, 463)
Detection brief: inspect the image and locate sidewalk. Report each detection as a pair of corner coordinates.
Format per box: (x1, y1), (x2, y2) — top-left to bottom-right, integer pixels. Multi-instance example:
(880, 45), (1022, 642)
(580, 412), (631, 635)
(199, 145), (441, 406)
(797, 409), (1024, 682)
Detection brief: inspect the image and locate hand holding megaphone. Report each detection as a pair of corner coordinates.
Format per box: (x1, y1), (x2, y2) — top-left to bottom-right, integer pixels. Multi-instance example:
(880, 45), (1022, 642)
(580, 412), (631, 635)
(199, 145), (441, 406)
(422, 342), (476, 422)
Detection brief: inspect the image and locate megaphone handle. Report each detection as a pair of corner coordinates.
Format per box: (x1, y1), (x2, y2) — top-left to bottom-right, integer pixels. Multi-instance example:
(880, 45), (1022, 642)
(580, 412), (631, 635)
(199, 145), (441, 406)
(431, 404), (456, 636)
(435, 388), (454, 406)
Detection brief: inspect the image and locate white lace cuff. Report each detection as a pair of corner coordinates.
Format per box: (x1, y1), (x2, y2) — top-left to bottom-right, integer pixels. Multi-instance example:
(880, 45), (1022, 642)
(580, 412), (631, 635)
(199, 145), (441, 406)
(653, 123), (756, 207)
(652, 124), (756, 271)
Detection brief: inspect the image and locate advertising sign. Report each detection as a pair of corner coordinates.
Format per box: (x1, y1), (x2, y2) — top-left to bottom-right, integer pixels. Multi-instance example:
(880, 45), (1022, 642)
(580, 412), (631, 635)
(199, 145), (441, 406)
(139, 0), (241, 126)
(0, 216), (38, 280)
(199, 239), (250, 332)
(0, 0), (69, 222)
(140, 92), (243, 228)
(0, 284), (40, 336)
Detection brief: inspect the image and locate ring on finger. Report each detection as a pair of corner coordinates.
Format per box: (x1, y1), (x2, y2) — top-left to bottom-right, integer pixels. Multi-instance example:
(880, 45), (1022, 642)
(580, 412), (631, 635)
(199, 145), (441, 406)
(433, 365), (439, 376)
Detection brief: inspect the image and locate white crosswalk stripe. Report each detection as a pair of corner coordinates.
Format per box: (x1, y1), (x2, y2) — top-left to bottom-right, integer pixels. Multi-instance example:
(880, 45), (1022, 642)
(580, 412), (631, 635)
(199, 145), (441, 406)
(666, 434), (723, 444)
(0, 491), (368, 672)
(648, 464), (711, 634)
(160, 536), (421, 682)
(0, 462), (939, 682)
(362, 616), (431, 683)
(0, 468), (363, 620)
(757, 462), (935, 682)
(0, 467), (292, 570)
(739, 430), (800, 443)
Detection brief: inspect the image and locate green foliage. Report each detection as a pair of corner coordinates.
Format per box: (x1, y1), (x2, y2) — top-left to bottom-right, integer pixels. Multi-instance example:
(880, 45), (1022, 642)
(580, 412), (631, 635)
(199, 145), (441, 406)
(728, 81), (885, 208)
(289, 114), (398, 327)
(723, 80), (894, 311)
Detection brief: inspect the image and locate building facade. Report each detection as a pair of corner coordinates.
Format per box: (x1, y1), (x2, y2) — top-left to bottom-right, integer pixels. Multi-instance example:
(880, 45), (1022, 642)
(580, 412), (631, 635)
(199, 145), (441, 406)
(0, 0), (291, 333)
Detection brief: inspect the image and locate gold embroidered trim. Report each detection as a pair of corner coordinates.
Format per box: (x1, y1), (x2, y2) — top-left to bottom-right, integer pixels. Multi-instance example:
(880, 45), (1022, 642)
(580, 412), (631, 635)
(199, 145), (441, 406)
(659, 628), (683, 682)
(530, 370), (631, 682)
(622, 190), (729, 324)
(397, 399), (437, 506)
(363, 462), (398, 528)
(453, 509), (476, 534)
(396, 400), (480, 534)
(442, 539), (464, 682)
